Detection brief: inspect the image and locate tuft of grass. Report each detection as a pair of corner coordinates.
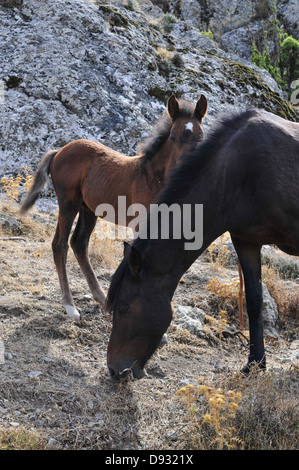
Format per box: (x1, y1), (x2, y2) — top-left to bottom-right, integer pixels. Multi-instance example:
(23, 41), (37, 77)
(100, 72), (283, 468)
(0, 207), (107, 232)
(207, 233), (232, 266)
(161, 13), (177, 34)
(0, 426), (48, 450)
(176, 369), (299, 450)
(262, 266), (299, 321)
(206, 277), (241, 321)
(0, 166), (33, 207)
(177, 381), (243, 450)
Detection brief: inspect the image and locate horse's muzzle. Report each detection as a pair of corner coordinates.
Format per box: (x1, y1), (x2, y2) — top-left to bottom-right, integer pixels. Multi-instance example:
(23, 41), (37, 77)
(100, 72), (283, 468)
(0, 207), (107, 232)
(108, 364), (147, 381)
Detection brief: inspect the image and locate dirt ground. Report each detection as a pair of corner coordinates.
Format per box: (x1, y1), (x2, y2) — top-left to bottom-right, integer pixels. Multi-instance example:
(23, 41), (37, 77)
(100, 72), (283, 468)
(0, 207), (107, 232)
(0, 210), (298, 450)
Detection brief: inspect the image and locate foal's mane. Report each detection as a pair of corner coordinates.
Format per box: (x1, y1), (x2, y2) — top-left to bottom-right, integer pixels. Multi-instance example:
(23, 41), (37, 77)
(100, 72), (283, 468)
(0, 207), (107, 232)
(138, 99), (196, 161)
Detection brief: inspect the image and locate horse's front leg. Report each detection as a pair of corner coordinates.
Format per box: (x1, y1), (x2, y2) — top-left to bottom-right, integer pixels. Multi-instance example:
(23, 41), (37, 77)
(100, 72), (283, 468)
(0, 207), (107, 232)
(231, 236), (265, 374)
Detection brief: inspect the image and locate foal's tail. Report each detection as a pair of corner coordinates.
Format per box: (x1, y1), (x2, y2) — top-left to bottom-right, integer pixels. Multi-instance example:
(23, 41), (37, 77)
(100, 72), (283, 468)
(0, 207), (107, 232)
(19, 149), (58, 215)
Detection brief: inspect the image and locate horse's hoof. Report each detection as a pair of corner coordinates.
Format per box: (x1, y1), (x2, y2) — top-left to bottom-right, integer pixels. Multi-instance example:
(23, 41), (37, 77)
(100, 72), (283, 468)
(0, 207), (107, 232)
(64, 304), (81, 321)
(241, 359), (266, 376)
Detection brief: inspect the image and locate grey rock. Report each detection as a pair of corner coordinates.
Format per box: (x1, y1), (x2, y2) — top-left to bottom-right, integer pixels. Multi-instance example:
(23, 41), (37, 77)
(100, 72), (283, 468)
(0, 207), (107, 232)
(277, 0), (299, 38)
(0, 0), (296, 187)
(262, 283), (280, 338)
(173, 305), (205, 337)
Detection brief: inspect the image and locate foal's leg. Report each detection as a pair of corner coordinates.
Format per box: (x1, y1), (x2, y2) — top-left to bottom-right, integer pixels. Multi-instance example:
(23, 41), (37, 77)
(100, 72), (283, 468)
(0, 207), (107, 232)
(231, 237), (265, 374)
(52, 204), (80, 320)
(70, 204), (106, 305)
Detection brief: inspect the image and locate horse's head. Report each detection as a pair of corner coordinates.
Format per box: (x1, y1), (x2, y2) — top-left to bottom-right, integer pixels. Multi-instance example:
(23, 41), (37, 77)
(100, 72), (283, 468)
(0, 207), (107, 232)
(106, 242), (173, 380)
(164, 94), (208, 176)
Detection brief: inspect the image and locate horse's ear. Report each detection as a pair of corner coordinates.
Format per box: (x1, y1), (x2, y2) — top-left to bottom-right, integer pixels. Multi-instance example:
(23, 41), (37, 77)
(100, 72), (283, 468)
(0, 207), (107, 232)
(194, 95), (208, 122)
(128, 246), (142, 276)
(123, 241), (131, 258)
(167, 94), (180, 121)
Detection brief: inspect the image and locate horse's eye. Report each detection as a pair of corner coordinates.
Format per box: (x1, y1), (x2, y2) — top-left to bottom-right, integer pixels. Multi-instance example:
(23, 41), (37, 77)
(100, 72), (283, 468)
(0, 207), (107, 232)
(170, 132), (176, 142)
(119, 306), (130, 315)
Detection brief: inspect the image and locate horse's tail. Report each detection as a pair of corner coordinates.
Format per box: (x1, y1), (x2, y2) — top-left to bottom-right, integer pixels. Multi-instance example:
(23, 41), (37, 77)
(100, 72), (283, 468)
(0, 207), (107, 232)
(19, 149), (58, 215)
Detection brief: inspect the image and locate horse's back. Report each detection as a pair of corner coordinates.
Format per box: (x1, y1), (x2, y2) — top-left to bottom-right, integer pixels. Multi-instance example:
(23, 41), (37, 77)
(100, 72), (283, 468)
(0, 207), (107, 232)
(52, 138), (124, 167)
(226, 110), (299, 179)
(226, 110), (299, 249)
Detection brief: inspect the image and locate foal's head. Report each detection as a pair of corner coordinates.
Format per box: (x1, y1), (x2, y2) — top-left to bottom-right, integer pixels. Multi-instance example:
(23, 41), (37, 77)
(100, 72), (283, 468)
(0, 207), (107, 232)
(139, 95), (208, 192)
(163, 94), (208, 176)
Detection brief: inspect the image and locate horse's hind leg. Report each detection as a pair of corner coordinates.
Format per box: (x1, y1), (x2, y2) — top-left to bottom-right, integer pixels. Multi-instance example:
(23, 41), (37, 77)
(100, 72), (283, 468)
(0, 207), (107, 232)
(52, 204), (80, 320)
(70, 204), (106, 305)
(231, 236), (265, 374)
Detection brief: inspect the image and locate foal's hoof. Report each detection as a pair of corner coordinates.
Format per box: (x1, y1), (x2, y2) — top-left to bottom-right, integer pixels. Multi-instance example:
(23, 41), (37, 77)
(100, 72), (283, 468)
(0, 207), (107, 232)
(64, 304), (81, 321)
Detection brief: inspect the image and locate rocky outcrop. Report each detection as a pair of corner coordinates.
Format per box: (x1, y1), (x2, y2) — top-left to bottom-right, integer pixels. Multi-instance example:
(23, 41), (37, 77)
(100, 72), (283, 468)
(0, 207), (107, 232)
(277, 0), (299, 38)
(0, 0), (296, 183)
(170, 0), (299, 60)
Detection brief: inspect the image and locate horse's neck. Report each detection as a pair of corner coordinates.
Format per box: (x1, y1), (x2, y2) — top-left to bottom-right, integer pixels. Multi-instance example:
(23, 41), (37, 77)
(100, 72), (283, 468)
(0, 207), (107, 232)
(141, 172), (228, 298)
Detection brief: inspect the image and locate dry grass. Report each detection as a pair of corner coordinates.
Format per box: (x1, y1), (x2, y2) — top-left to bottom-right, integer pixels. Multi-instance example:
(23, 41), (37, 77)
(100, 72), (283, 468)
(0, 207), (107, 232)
(0, 183), (298, 450)
(0, 426), (48, 450)
(176, 367), (298, 450)
(263, 266), (299, 322)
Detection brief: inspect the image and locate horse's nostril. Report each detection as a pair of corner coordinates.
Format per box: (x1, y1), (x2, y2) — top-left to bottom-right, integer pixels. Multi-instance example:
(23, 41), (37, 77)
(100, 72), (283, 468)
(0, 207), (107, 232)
(108, 366), (116, 378)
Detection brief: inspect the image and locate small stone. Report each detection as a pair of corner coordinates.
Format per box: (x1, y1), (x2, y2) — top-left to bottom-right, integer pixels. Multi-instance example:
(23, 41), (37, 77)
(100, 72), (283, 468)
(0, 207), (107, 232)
(41, 356), (54, 363)
(147, 362), (166, 377)
(28, 371), (43, 378)
(0, 340), (5, 365)
(178, 378), (198, 386)
(47, 438), (57, 448)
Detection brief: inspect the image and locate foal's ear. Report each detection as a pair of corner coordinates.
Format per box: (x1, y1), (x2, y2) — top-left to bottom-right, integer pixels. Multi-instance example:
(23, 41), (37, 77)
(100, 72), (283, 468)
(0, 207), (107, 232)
(167, 94), (180, 121)
(128, 246), (142, 276)
(194, 94), (208, 122)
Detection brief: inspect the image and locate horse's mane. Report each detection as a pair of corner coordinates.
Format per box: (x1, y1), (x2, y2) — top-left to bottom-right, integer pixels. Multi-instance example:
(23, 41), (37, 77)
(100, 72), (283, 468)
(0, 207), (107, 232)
(158, 107), (259, 205)
(138, 99), (196, 161)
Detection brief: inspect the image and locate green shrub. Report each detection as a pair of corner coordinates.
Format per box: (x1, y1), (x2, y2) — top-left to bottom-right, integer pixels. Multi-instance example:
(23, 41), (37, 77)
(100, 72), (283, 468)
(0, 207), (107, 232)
(279, 36), (299, 88)
(161, 14), (177, 34)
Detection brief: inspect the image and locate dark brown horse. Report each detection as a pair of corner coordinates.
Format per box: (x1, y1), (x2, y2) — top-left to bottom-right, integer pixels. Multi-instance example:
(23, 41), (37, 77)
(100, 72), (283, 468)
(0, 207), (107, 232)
(20, 95), (208, 320)
(106, 108), (299, 379)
